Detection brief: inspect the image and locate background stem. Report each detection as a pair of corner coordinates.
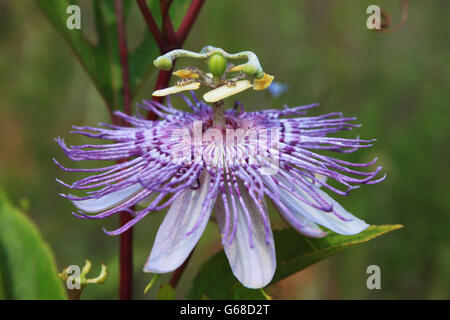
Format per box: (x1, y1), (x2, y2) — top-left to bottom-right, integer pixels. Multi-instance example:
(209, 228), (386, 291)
(212, 100), (225, 127)
(115, 0), (133, 300)
(118, 212), (133, 300)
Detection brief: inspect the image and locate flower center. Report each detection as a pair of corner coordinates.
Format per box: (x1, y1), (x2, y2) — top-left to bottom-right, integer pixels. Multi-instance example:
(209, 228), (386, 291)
(152, 46), (274, 105)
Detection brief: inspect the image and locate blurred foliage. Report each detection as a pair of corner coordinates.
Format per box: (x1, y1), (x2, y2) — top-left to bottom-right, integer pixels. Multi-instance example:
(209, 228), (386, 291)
(0, 191), (66, 299)
(36, 0), (190, 109)
(157, 283), (176, 300)
(0, 0), (448, 299)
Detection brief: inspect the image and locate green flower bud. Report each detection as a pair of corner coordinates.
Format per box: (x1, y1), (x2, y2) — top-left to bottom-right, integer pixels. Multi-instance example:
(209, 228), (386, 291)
(242, 63), (257, 75)
(208, 53), (227, 77)
(154, 56), (173, 71)
(255, 71), (265, 79)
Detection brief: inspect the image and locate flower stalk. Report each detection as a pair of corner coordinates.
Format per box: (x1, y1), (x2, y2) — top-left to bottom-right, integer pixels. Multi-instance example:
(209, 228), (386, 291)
(212, 100), (225, 127)
(114, 0), (134, 300)
(59, 260), (109, 300)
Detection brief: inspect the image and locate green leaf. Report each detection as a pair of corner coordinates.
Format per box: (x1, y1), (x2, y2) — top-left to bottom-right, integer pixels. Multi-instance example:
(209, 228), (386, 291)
(92, 0), (122, 107)
(157, 283), (176, 300)
(0, 191), (67, 299)
(187, 252), (267, 300)
(271, 224), (403, 283)
(188, 225), (402, 300)
(37, 0), (116, 107)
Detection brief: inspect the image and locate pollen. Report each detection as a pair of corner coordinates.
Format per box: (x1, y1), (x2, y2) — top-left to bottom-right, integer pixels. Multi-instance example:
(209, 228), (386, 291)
(173, 69), (200, 79)
(253, 73), (274, 91)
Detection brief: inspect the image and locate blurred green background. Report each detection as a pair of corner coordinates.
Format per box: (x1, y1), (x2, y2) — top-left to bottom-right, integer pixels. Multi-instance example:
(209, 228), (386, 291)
(0, 0), (449, 299)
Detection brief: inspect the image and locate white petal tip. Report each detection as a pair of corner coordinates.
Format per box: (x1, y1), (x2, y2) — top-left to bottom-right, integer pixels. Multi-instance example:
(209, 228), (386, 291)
(240, 276), (274, 289)
(339, 221), (370, 235)
(236, 260), (275, 289)
(71, 184), (142, 213)
(142, 261), (176, 274)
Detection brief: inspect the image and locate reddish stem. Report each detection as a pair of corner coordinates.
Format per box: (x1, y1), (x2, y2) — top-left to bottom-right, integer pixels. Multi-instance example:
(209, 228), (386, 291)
(118, 212), (134, 300)
(160, 0), (178, 46)
(115, 0), (133, 300)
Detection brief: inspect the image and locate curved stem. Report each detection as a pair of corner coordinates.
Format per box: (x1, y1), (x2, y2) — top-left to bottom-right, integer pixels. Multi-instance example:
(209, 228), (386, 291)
(379, 0), (408, 34)
(160, 0), (178, 46)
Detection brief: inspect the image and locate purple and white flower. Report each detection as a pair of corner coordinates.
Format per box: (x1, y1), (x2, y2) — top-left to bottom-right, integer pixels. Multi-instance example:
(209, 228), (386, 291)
(55, 92), (384, 289)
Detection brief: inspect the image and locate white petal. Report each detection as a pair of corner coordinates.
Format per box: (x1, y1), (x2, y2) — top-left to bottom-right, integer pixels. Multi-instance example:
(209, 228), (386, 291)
(152, 82), (200, 97)
(203, 80), (252, 103)
(272, 199), (327, 238)
(216, 186), (276, 289)
(143, 173), (216, 273)
(72, 183), (143, 213)
(269, 174), (369, 235)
